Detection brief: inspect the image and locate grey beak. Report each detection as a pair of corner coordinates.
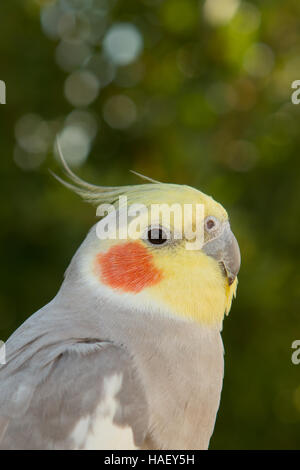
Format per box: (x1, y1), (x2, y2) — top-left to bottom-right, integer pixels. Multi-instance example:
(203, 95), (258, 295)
(202, 222), (241, 285)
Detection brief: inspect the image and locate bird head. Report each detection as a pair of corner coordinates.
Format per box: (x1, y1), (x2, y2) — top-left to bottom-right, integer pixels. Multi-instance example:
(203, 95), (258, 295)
(56, 163), (240, 328)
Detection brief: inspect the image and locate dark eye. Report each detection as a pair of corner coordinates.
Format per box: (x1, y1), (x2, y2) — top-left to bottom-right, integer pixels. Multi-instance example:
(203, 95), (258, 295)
(205, 216), (219, 232)
(147, 227), (168, 245)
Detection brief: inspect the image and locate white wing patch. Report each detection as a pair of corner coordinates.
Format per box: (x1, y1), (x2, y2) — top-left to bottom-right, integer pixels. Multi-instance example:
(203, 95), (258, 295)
(71, 416), (90, 448)
(71, 374), (137, 450)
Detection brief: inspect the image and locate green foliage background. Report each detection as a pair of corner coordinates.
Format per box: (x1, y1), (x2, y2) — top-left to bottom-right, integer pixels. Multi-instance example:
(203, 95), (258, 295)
(1, 0), (300, 449)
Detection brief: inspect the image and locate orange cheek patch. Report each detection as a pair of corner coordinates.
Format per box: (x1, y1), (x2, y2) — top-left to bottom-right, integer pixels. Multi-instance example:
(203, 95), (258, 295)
(95, 241), (163, 293)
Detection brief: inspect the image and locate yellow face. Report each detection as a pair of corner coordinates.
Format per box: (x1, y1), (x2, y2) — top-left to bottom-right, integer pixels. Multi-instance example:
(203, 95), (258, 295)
(91, 185), (239, 327)
(144, 241), (238, 326)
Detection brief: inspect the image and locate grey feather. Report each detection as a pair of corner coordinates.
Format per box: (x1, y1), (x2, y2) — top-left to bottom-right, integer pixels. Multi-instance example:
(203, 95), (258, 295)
(0, 417), (9, 442)
(0, 313), (148, 449)
(0, 224), (224, 450)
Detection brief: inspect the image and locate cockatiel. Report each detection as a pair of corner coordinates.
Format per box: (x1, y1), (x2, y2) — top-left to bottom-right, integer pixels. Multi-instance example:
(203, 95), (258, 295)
(0, 158), (240, 450)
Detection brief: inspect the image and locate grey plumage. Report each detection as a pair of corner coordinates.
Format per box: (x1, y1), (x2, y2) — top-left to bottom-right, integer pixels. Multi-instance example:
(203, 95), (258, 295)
(0, 225), (225, 450)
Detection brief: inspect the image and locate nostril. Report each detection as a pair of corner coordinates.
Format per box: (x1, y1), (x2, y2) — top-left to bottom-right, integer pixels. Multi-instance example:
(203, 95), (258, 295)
(204, 215), (219, 232)
(206, 219), (215, 230)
